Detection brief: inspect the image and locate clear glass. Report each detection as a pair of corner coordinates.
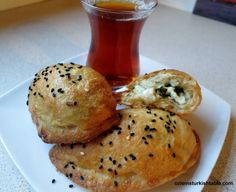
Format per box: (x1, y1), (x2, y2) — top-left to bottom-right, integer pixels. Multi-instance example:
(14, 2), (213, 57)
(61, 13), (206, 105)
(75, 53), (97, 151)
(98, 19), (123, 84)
(81, 0), (158, 88)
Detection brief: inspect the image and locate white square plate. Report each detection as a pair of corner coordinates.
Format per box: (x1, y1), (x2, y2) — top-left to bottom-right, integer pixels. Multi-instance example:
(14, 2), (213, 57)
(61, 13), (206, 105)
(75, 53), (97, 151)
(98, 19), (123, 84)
(0, 53), (230, 192)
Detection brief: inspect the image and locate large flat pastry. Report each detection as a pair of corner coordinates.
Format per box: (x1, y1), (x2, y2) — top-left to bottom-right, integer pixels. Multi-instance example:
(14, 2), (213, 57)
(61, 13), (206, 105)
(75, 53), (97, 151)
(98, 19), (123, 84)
(50, 108), (200, 192)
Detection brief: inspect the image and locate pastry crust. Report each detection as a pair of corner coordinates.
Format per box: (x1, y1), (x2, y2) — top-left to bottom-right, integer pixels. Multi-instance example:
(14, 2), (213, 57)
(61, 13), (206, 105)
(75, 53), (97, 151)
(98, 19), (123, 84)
(28, 63), (118, 144)
(120, 69), (202, 115)
(49, 108), (200, 192)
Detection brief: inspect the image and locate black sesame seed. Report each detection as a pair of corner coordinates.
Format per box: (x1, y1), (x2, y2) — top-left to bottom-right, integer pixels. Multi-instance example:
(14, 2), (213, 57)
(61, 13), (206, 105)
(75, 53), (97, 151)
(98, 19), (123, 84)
(130, 133), (135, 137)
(108, 168), (113, 172)
(66, 173), (69, 177)
(170, 112), (175, 116)
(72, 165), (75, 169)
(46, 84), (49, 88)
(74, 101), (77, 106)
(72, 81), (77, 84)
(154, 113), (157, 116)
(99, 165), (103, 169)
(118, 164), (122, 168)
(148, 153), (154, 157)
(129, 154), (136, 160)
(144, 125), (150, 131)
(129, 115), (132, 118)
(144, 141), (149, 145)
(26, 100), (29, 106)
(114, 170), (118, 175)
(69, 173), (73, 178)
(172, 153), (176, 158)
(49, 70), (52, 74)
(171, 130), (174, 134)
(146, 134), (153, 139)
(159, 117), (164, 121)
(146, 110), (151, 114)
(60, 74), (65, 77)
(124, 156), (128, 161)
(149, 128), (157, 132)
(128, 125), (131, 130)
(109, 157), (113, 161)
(117, 131), (122, 135)
(114, 181), (118, 187)
(78, 65), (83, 69)
(109, 141), (113, 146)
(151, 119), (156, 122)
(58, 70), (61, 74)
(69, 184), (74, 188)
(100, 158), (104, 163)
(58, 63), (63, 66)
(80, 176), (84, 181)
(99, 142), (103, 146)
(113, 160), (116, 165)
(77, 75), (82, 81)
(51, 179), (56, 184)
(168, 143), (171, 148)
(173, 120), (177, 124)
(173, 125), (176, 129)
(52, 93), (56, 97)
(70, 62), (75, 65)
(33, 92), (37, 96)
(132, 120), (135, 124)
(142, 136), (146, 140)
(113, 126), (122, 131)
(188, 121), (191, 126)
(51, 88), (54, 92)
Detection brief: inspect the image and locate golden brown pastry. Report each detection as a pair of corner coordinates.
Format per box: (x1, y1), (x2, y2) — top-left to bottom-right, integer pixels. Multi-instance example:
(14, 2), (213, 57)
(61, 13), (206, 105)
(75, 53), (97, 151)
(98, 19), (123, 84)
(49, 108), (200, 192)
(120, 69), (202, 115)
(27, 63), (118, 144)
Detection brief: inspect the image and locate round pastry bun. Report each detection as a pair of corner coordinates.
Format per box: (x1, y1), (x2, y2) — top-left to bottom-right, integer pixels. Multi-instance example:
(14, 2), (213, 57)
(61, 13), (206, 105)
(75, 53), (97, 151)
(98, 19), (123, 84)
(27, 63), (118, 144)
(121, 69), (202, 115)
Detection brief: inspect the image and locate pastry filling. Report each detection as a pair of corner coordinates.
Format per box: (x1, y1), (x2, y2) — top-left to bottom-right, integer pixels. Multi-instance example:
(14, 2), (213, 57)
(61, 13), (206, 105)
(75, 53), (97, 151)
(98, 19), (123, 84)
(131, 74), (193, 105)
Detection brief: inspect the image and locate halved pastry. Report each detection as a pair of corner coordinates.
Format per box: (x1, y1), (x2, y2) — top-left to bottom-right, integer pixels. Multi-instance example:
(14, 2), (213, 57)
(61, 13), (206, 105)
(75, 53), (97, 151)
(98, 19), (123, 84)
(49, 108), (200, 192)
(121, 69), (202, 115)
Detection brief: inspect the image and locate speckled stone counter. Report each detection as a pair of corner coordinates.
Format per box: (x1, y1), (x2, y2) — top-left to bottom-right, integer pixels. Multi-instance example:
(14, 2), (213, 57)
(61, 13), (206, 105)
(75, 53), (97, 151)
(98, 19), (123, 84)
(0, 0), (235, 191)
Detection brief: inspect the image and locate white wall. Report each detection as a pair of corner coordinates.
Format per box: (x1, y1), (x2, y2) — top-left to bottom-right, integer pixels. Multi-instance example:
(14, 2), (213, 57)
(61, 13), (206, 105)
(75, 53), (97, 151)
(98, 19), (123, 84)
(159, 0), (197, 12)
(0, 0), (45, 11)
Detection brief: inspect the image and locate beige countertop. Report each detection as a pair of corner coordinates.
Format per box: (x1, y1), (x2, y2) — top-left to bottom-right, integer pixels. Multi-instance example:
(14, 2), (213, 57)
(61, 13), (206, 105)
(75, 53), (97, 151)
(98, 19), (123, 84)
(0, 0), (235, 191)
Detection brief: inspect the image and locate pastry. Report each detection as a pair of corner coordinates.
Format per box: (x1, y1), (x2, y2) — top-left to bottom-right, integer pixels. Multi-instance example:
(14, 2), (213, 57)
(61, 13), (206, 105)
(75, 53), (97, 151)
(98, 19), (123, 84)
(27, 63), (118, 144)
(120, 69), (202, 115)
(49, 108), (200, 192)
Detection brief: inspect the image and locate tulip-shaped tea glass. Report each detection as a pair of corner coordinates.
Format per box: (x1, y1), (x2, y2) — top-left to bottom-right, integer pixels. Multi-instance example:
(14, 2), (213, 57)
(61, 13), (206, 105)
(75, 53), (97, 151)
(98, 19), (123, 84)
(81, 0), (158, 88)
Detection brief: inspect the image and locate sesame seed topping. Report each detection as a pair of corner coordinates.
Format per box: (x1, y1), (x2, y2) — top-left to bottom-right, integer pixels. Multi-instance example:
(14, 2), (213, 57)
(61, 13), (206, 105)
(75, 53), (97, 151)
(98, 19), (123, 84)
(144, 125), (150, 131)
(154, 113), (157, 116)
(128, 125), (131, 130)
(60, 74), (65, 77)
(129, 115), (132, 118)
(114, 170), (118, 175)
(99, 142), (103, 146)
(114, 181), (118, 187)
(148, 153), (154, 157)
(118, 164), (122, 168)
(129, 154), (136, 160)
(99, 165), (103, 169)
(130, 133), (135, 137)
(173, 120), (177, 124)
(146, 134), (153, 139)
(78, 65), (83, 69)
(77, 75), (82, 81)
(69, 173), (73, 178)
(80, 176), (84, 181)
(69, 184), (74, 188)
(168, 143), (171, 148)
(108, 168), (113, 172)
(80, 151), (85, 156)
(51, 179), (56, 184)
(74, 101), (77, 106)
(113, 160), (116, 165)
(144, 141), (149, 145)
(109, 141), (113, 145)
(142, 136), (146, 140)
(109, 157), (113, 161)
(132, 120), (135, 124)
(170, 112), (175, 116)
(151, 119), (156, 122)
(172, 153), (176, 158)
(126, 135), (131, 140)
(46, 84), (49, 88)
(52, 93), (56, 97)
(149, 128), (157, 131)
(124, 156), (128, 161)
(33, 92), (37, 96)
(72, 165), (75, 169)
(159, 117), (164, 120)
(117, 131), (122, 135)
(100, 158), (104, 163)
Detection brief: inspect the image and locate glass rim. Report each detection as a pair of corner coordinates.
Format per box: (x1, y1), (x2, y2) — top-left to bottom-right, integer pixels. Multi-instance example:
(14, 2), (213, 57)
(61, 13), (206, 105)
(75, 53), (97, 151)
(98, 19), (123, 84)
(80, 0), (158, 15)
